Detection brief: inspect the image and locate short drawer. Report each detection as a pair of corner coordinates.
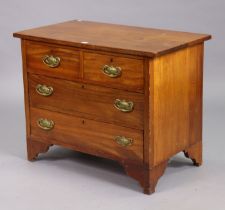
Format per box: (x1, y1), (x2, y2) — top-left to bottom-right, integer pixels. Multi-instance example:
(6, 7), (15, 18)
(83, 52), (144, 92)
(30, 107), (143, 162)
(29, 74), (144, 130)
(26, 41), (80, 80)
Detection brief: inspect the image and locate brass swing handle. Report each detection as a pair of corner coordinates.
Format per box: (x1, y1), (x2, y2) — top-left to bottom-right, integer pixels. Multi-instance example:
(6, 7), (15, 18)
(115, 136), (133, 147)
(102, 65), (121, 78)
(36, 84), (54, 96)
(37, 118), (54, 130)
(42, 55), (61, 68)
(114, 99), (134, 112)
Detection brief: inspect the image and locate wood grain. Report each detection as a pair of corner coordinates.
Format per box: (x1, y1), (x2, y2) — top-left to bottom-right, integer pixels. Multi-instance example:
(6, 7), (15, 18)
(122, 159), (168, 194)
(143, 160), (168, 194)
(30, 107), (143, 162)
(26, 41), (80, 80)
(14, 20), (211, 194)
(21, 40), (30, 137)
(149, 43), (204, 166)
(13, 20), (211, 57)
(29, 74), (144, 130)
(184, 141), (202, 166)
(143, 58), (152, 167)
(20, 40), (35, 161)
(83, 52), (144, 92)
(27, 138), (52, 161)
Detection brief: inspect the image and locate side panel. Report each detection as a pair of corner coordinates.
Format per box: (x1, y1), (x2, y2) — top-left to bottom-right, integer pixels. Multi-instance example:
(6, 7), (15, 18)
(150, 44), (204, 166)
(21, 40), (30, 138)
(21, 40), (33, 159)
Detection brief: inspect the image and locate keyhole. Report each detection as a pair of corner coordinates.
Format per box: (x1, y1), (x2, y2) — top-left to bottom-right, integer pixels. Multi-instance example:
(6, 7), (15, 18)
(110, 58), (113, 62)
(82, 120), (85, 124)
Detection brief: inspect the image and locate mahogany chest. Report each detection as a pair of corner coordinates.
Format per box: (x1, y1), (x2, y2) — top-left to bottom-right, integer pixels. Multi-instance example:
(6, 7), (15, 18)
(13, 20), (211, 194)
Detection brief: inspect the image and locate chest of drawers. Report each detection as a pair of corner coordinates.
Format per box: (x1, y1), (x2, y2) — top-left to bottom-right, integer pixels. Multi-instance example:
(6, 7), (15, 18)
(13, 20), (211, 194)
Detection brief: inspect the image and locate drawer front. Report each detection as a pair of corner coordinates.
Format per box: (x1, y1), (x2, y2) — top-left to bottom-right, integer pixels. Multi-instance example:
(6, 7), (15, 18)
(29, 74), (144, 130)
(83, 52), (144, 92)
(26, 41), (80, 80)
(30, 107), (143, 162)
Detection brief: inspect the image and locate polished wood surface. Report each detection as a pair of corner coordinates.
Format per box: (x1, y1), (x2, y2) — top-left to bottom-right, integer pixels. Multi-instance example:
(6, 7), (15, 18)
(149, 43), (204, 166)
(30, 107), (143, 162)
(184, 141), (202, 166)
(83, 52), (144, 92)
(27, 139), (52, 161)
(21, 40), (30, 137)
(26, 41), (81, 80)
(29, 74), (144, 129)
(14, 21), (211, 194)
(13, 20), (211, 57)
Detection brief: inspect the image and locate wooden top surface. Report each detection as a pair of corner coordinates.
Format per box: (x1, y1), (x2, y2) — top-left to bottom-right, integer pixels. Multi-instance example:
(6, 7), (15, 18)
(13, 20), (211, 57)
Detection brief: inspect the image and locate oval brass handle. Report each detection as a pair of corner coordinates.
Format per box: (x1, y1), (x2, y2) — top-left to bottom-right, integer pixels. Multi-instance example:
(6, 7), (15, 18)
(42, 55), (60, 68)
(36, 84), (53, 96)
(114, 99), (134, 112)
(115, 136), (133, 147)
(102, 65), (121, 78)
(37, 118), (54, 130)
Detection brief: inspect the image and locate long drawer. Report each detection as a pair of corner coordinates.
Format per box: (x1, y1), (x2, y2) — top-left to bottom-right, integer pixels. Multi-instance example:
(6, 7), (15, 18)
(30, 107), (143, 162)
(29, 74), (144, 130)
